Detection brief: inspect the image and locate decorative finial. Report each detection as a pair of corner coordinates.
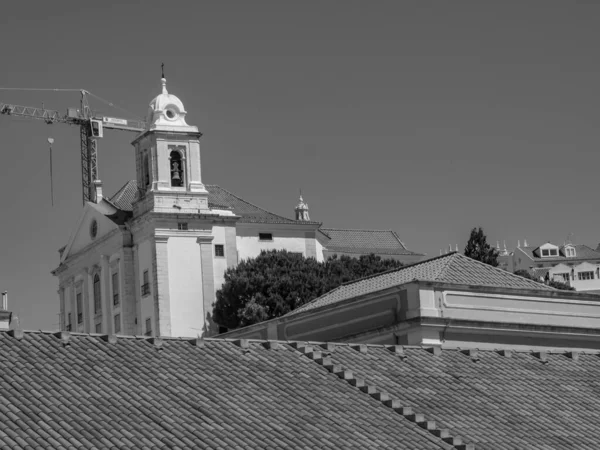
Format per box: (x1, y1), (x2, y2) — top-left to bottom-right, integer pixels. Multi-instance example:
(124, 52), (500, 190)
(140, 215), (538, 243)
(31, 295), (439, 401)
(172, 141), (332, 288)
(518, 240), (521, 248)
(160, 63), (168, 95)
(524, 238), (528, 247)
(455, 244), (458, 252)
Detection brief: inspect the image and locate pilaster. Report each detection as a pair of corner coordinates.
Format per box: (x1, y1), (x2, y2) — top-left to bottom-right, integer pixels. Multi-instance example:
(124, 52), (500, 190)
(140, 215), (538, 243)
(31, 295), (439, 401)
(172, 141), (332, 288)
(198, 235), (216, 335)
(101, 255), (111, 334)
(83, 268), (90, 332)
(69, 279), (76, 330)
(153, 235), (171, 336)
(122, 247), (137, 335)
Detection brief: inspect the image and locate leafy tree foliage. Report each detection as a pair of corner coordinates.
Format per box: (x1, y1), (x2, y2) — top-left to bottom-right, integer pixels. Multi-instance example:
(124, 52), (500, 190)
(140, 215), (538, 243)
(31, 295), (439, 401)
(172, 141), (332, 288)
(464, 227), (499, 267)
(213, 250), (404, 329)
(514, 269), (575, 291)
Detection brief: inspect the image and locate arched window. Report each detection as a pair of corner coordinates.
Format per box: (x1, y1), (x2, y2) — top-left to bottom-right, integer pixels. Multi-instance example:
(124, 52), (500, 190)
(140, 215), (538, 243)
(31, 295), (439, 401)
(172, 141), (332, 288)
(93, 273), (101, 314)
(170, 150), (183, 187)
(143, 153), (150, 188)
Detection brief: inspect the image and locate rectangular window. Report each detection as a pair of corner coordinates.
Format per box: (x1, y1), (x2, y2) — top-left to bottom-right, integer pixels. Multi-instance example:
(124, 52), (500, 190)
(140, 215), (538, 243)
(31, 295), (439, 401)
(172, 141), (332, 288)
(67, 313), (72, 332)
(549, 249), (558, 256)
(541, 249), (549, 256)
(114, 314), (121, 334)
(145, 318), (152, 336)
(76, 293), (83, 324)
(578, 271), (594, 280)
(141, 270), (151, 296)
(215, 244), (225, 257)
(95, 323), (102, 333)
(259, 233), (273, 241)
(177, 222), (188, 230)
(112, 272), (120, 306)
(557, 273), (570, 282)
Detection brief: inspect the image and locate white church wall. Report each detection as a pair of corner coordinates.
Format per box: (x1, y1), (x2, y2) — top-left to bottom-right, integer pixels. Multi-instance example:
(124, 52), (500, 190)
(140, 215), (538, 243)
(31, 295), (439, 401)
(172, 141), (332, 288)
(167, 236), (204, 337)
(212, 226), (228, 292)
(236, 225), (317, 262)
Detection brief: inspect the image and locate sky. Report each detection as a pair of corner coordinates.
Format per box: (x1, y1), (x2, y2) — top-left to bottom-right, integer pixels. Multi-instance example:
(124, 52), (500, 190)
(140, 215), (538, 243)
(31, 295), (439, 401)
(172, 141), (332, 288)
(2, 0), (600, 330)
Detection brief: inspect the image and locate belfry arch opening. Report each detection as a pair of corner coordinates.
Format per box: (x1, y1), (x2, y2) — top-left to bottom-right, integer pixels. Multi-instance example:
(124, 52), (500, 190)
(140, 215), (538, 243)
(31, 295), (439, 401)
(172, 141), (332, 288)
(170, 150), (183, 187)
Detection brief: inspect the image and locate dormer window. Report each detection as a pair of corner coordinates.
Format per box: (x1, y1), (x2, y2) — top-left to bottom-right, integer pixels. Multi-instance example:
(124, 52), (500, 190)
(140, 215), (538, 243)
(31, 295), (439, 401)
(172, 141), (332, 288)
(565, 246), (576, 258)
(539, 243), (559, 258)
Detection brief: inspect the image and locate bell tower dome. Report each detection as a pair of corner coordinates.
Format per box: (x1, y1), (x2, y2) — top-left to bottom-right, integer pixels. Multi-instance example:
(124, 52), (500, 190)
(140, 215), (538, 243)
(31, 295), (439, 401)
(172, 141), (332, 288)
(295, 192), (310, 221)
(131, 77), (209, 216)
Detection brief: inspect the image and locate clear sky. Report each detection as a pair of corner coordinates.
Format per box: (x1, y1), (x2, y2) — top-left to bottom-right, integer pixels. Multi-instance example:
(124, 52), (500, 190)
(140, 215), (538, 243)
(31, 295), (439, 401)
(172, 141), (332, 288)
(1, 1), (600, 330)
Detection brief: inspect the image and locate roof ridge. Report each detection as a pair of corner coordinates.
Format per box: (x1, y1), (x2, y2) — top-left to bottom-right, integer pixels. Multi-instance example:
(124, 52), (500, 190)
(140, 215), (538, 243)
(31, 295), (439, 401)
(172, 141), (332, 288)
(432, 252), (460, 281)
(446, 253), (557, 290)
(334, 252), (457, 289)
(320, 227), (396, 232)
(7, 330), (593, 354)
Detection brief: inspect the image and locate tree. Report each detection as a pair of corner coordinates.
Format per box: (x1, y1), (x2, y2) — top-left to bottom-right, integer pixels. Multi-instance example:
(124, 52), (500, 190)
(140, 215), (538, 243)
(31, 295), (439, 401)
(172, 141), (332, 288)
(464, 227), (499, 267)
(514, 269), (575, 291)
(213, 250), (404, 330)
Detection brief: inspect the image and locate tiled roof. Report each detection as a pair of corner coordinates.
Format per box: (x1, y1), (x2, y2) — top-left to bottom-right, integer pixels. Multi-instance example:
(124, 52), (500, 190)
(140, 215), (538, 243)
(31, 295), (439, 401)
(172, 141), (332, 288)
(320, 228), (424, 256)
(292, 252), (554, 314)
(519, 244), (600, 262)
(3, 332), (600, 449)
(107, 180), (139, 212)
(531, 267), (550, 280)
(206, 185), (321, 225)
(106, 181), (320, 225)
(0, 331), (452, 450)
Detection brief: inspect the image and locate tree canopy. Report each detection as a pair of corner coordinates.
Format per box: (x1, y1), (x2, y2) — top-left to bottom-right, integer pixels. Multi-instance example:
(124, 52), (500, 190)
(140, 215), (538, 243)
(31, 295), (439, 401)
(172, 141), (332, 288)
(464, 227), (499, 267)
(213, 250), (404, 330)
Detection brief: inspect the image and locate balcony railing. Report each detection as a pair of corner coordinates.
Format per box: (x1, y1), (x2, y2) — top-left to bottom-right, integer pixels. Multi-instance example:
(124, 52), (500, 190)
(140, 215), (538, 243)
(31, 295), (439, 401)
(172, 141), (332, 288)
(141, 283), (150, 296)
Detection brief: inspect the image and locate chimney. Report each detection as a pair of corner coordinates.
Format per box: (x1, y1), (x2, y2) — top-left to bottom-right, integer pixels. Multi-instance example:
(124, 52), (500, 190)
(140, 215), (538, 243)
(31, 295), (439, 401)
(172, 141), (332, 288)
(0, 292), (11, 331)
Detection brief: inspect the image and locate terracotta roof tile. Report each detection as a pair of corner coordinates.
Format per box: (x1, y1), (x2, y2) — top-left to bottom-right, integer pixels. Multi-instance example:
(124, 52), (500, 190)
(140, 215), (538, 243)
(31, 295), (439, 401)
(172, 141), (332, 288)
(1, 332), (600, 449)
(106, 181), (321, 225)
(108, 180), (139, 212)
(320, 228), (423, 256)
(292, 252), (554, 314)
(205, 185), (321, 225)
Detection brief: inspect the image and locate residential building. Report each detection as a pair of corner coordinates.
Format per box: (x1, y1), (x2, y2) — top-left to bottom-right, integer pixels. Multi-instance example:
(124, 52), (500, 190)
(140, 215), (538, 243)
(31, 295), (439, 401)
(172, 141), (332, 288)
(52, 78), (423, 338)
(512, 242), (600, 291)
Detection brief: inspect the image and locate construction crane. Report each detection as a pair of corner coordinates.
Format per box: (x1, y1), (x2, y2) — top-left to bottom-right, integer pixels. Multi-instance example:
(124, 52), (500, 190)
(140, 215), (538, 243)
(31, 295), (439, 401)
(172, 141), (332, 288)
(0, 89), (145, 205)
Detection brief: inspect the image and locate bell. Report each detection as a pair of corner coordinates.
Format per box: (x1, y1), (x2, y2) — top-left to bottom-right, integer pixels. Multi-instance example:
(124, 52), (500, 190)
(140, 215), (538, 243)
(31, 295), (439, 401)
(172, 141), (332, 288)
(171, 171), (181, 181)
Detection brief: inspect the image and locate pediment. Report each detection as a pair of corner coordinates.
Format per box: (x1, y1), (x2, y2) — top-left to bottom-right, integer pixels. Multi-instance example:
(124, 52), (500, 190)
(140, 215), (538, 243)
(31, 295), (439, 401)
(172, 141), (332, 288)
(551, 263), (570, 272)
(60, 202), (120, 262)
(575, 261), (597, 271)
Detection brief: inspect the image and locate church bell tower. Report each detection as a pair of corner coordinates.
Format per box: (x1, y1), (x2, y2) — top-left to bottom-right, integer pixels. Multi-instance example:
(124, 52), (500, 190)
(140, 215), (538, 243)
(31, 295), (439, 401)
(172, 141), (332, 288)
(131, 77), (209, 216)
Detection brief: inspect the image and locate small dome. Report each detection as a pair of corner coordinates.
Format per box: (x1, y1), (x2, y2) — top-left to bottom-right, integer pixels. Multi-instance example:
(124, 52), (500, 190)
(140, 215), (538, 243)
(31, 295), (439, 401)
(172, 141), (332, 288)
(146, 78), (197, 132)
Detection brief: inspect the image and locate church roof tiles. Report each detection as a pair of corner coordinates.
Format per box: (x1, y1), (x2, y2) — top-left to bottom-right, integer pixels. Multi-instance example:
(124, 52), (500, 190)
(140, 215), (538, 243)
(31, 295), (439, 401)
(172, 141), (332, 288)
(205, 185), (321, 225)
(107, 181), (321, 225)
(0, 331), (599, 449)
(320, 228), (424, 256)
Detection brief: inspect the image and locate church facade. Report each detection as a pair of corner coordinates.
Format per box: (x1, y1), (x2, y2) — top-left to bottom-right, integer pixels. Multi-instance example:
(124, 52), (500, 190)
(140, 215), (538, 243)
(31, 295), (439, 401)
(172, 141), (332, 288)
(52, 78), (423, 338)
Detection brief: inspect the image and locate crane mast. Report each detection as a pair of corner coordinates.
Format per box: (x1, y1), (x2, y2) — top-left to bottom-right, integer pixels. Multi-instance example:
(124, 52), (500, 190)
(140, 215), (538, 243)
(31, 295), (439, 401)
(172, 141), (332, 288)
(0, 90), (145, 205)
